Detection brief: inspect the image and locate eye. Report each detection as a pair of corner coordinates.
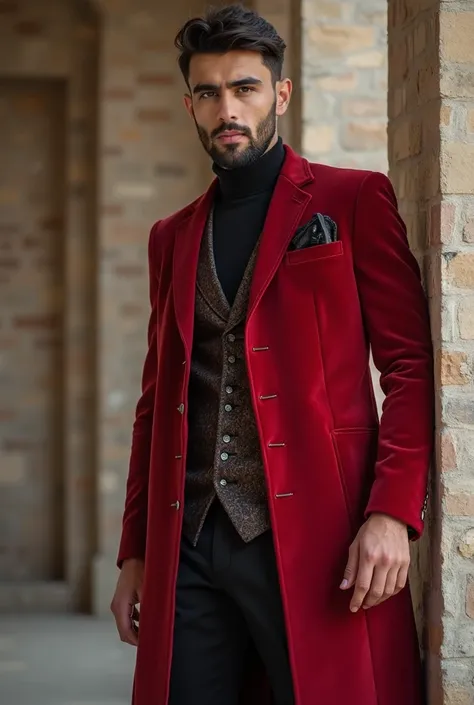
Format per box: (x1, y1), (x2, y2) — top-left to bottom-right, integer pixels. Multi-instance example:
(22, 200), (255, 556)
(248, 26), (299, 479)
(199, 91), (217, 100)
(237, 86), (254, 94)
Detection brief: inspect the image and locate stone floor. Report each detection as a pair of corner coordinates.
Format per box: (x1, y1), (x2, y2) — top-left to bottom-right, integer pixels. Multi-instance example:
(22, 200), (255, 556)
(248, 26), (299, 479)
(0, 615), (135, 705)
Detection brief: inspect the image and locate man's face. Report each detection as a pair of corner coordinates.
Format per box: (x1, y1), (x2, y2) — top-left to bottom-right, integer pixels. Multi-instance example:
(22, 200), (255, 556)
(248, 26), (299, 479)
(184, 50), (291, 169)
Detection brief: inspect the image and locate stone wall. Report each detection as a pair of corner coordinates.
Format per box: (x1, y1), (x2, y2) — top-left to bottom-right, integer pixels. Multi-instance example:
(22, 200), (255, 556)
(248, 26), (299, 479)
(388, 0), (474, 702)
(301, 0), (388, 173)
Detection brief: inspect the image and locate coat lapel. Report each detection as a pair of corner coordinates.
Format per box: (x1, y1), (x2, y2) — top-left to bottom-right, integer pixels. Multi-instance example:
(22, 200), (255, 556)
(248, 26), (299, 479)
(173, 182), (217, 356)
(247, 147), (314, 321)
(196, 206), (231, 322)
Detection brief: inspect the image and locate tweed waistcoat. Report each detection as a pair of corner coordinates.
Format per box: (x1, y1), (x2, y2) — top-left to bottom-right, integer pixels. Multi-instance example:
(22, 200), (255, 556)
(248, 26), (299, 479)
(183, 208), (270, 545)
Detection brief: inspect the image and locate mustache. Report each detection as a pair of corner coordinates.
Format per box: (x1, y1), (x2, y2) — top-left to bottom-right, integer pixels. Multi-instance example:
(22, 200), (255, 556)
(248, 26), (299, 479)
(211, 123), (252, 139)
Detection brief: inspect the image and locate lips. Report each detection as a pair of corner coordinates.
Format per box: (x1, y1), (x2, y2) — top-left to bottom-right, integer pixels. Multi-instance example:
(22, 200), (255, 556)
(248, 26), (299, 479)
(217, 131), (246, 144)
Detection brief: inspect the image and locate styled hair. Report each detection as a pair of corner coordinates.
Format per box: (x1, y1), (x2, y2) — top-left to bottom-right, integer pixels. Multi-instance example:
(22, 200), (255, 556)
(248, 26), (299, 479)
(174, 4), (286, 87)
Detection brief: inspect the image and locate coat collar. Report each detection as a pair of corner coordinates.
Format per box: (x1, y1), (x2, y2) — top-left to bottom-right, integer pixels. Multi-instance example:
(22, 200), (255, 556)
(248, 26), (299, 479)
(173, 145), (314, 357)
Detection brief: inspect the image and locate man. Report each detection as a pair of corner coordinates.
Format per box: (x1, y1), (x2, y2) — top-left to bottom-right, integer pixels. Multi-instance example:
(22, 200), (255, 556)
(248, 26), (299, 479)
(111, 5), (434, 705)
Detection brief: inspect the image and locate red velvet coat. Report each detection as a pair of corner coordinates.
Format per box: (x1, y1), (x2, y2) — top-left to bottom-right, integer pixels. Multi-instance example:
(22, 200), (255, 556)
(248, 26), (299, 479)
(118, 146), (434, 705)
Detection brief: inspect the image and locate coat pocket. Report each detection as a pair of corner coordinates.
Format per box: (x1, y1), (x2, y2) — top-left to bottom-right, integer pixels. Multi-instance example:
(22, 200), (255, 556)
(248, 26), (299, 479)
(286, 239), (343, 265)
(331, 428), (378, 531)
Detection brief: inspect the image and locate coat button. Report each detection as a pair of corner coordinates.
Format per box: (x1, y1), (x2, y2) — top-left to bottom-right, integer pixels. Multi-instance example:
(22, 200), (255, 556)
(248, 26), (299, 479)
(220, 452), (229, 461)
(225, 386), (233, 394)
(223, 434), (231, 443)
(224, 404), (232, 412)
(177, 403), (185, 414)
(219, 478), (227, 486)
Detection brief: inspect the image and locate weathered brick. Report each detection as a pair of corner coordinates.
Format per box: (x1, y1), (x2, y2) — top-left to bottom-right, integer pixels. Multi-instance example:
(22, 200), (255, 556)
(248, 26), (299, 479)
(445, 493), (474, 517)
(440, 431), (457, 471)
(467, 577), (474, 619)
(392, 120), (421, 161)
(463, 220), (474, 243)
(315, 72), (358, 92)
(468, 110), (474, 133)
(458, 300), (474, 340)
(310, 1), (347, 19)
(442, 143), (474, 194)
(445, 397), (474, 426)
(441, 105), (452, 127)
(445, 685), (474, 705)
(308, 25), (376, 56)
(448, 253), (474, 289)
(302, 125), (335, 154)
(342, 98), (386, 118)
(441, 13), (474, 64)
(429, 202), (455, 246)
(441, 68), (474, 99)
(341, 121), (387, 151)
(346, 50), (385, 68)
(439, 350), (469, 385)
(459, 529), (474, 559)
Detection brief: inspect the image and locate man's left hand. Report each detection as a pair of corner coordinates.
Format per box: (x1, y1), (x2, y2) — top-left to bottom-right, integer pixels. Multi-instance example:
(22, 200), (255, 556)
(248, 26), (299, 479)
(340, 513), (410, 612)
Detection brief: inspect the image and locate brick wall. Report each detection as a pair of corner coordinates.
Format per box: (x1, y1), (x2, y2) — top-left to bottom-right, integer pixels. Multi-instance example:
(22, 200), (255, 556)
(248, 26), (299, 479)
(0, 0), (98, 610)
(93, 0), (214, 612)
(301, 0), (388, 173)
(388, 0), (474, 701)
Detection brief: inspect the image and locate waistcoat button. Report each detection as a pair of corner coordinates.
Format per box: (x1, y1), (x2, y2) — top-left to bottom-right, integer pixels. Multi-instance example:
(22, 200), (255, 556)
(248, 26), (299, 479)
(227, 334), (235, 343)
(220, 452), (229, 461)
(219, 478), (227, 486)
(228, 355), (236, 364)
(223, 434), (231, 443)
(225, 386), (233, 394)
(224, 404), (232, 412)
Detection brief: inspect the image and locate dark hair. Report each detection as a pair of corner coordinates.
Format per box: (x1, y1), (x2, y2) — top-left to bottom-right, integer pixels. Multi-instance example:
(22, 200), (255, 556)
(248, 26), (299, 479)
(174, 4), (286, 87)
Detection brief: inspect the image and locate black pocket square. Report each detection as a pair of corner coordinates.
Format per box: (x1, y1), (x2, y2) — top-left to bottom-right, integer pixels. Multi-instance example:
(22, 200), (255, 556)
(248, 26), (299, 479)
(288, 213), (338, 251)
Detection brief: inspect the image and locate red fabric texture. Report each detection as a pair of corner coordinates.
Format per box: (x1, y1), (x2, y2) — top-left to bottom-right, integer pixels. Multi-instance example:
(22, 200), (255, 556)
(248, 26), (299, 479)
(117, 146), (434, 705)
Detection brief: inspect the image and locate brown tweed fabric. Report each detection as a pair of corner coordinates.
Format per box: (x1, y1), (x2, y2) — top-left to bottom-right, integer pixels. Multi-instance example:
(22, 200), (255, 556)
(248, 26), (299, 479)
(183, 208), (270, 545)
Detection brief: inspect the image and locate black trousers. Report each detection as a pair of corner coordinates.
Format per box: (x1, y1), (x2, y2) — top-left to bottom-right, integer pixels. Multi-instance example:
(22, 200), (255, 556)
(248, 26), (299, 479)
(169, 500), (295, 705)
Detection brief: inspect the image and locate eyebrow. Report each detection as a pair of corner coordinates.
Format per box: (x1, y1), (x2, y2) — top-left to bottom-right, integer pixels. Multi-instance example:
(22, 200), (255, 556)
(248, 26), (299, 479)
(192, 76), (263, 94)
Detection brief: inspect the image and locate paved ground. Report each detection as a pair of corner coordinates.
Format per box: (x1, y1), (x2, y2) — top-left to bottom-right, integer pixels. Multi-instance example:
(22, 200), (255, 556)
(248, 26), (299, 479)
(0, 615), (135, 705)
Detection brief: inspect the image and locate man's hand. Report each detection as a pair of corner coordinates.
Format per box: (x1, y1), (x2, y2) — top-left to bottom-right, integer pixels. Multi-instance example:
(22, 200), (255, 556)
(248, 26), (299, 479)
(111, 558), (144, 646)
(340, 513), (410, 612)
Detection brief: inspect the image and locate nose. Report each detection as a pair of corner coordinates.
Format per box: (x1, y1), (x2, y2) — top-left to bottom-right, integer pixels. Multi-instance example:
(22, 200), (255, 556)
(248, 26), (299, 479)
(217, 92), (238, 124)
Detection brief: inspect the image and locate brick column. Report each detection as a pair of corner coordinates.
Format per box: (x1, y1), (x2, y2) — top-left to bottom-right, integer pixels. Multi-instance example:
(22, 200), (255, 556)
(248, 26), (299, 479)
(388, 0), (474, 701)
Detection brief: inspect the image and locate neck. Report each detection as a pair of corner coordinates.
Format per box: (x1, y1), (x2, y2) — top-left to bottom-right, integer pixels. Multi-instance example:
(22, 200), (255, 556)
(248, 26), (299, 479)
(212, 137), (285, 200)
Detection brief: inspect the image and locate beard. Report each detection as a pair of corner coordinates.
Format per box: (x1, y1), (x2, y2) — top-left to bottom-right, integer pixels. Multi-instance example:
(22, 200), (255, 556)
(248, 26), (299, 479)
(194, 98), (277, 169)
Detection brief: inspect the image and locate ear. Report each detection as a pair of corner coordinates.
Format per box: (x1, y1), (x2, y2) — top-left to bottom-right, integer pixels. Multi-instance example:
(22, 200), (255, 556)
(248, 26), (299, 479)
(183, 94), (194, 119)
(275, 78), (292, 117)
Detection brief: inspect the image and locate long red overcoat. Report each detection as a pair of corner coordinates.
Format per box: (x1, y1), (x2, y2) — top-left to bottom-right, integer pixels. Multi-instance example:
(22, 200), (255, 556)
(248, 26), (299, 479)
(117, 145), (434, 705)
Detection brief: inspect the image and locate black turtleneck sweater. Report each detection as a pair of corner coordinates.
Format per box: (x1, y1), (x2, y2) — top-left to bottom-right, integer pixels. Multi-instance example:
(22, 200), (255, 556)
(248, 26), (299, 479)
(212, 138), (285, 306)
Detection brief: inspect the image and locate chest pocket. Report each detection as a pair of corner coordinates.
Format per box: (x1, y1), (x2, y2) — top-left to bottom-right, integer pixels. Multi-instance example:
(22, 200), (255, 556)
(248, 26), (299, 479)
(285, 240), (344, 265)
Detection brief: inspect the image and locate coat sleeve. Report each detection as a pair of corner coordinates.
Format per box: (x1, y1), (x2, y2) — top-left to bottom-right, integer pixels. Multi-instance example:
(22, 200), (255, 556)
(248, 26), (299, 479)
(352, 172), (434, 539)
(117, 221), (160, 568)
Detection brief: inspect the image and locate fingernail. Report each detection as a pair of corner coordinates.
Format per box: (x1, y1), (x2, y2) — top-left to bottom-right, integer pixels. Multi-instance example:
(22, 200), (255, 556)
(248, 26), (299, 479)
(340, 579), (348, 589)
(350, 606), (358, 613)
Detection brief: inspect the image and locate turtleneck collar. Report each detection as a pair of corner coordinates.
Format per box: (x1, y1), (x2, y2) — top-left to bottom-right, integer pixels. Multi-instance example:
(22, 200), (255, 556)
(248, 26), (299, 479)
(212, 137), (285, 200)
